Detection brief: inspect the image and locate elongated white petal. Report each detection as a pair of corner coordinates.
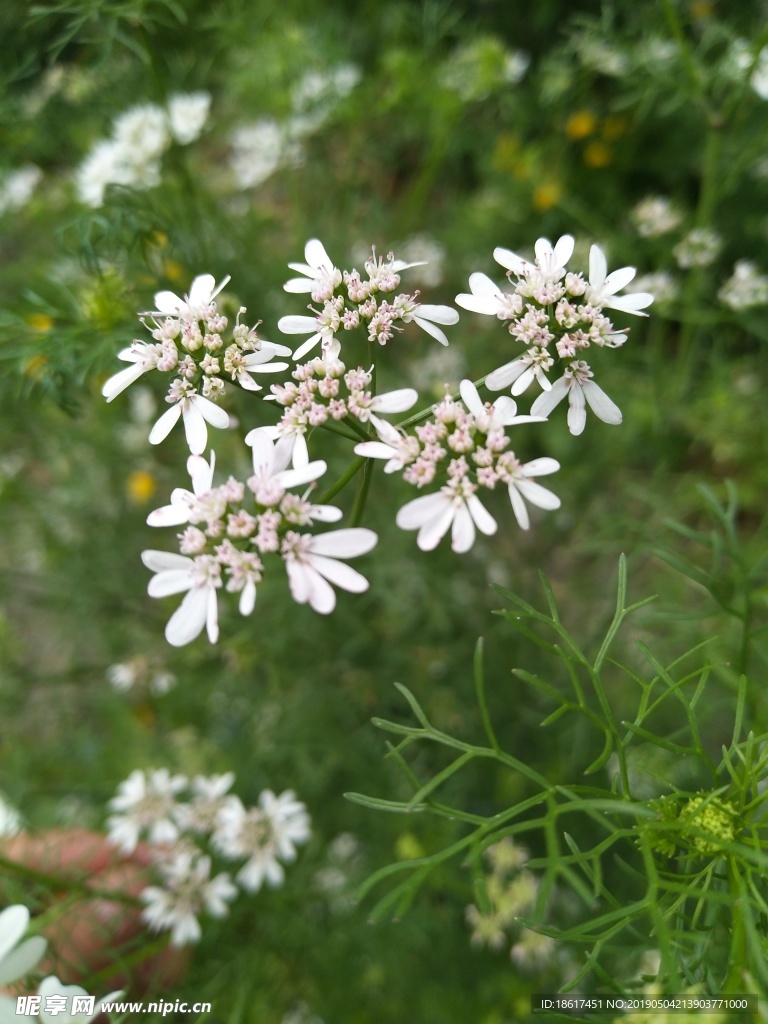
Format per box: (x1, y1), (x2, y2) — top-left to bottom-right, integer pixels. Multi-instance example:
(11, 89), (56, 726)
(467, 494), (497, 536)
(147, 504), (191, 527)
(490, 395), (519, 423)
(189, 452), (215, 494)
(486, 359), (527, 391)
(287, 261), (314, 275)
(603, 265), (636, 294)
(293, 433), (309, 468)
(278, 315), (319, 334)
(589, 245), (608, 289)
(521, 457), (560, 476)
(553, 234), (574, 266)
(102, 362), (147, 402)
(459, 379), (483, 418)
(247, 427), (275, 474)
(392, 259), (428, 271)
(582, 380), (622, 424)
(371, 388), (418, 413)
(516, 479), (561, 510)
(417, 502), (455, 551)
(413, 316), (450, 346)
(285, 560), (311, 606)
(416, 304), (459, 325)
(454, 292), (499, 315)
(309, 553), (369, 593)
(166, 587), (210, 647)
(272, 434), (295, 473)
(309, 527), (377, 558)
(284, 278), (315, 294)
(510, 366), (535, 396)
(494, 247), (532, 274)
(0, 936), (47, 986)
(193, 395), (230, 428)
(451, 501), (475, 553)
(309, 504), (343, 522)
(261, 340), (292, 357)
(604, 293), (653, 315)
(508, 485), (530, 530)
(142, 550), (192, 572)
(148, 569), (194, 598)
(153, 289), (185, 314)
(182, 401), (208, 455)
(206, 587), (219, 643)
(469, 272), (501, 296)
(0, 906), (30, 963)
(305, 567), (337, 614)
(239, 580), (256, 616)
(567, 386), (587, 436)
(530, 377), (569, 418)
(149, 404), (182, 445)
(305, 238), (333, 270)
(188, 274), (216, 306)
(277, 460), (327, 489)
(354, 440), (399, 460)
(292, 333), (323, 360)
(396, 493), (447, 529)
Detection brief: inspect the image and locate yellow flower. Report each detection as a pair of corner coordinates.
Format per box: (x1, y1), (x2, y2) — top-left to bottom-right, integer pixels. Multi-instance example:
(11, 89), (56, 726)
(532, 181), (561, 210)
(565, 110), (597, 140)
(163, 259), (185, 283)
(127, 469), (157, 504)
(583, 140), (613, 167)
(24, 354), (48, 379)
(26, 313), (54, 332)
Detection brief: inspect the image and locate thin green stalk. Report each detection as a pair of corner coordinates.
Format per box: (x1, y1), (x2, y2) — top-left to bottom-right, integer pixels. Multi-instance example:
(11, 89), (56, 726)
(315, 456), (366, 504)
(349, 456), (374, 527)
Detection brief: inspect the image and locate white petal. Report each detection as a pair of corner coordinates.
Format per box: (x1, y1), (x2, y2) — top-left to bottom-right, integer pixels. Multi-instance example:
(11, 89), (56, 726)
(454, 293), (499, 315)
(277, 315), (319, 334)
(468, 272), (500, 296)
(182, 401), (208, 455)
(206, 587), (219, 643)
(293, 433), (309, 468)
(0, 906), (30, 963)
(309, 527), (377, 558)
(284, 278), (315, 294)
(567, 386), (587, 435)
(148, 569), (194, 597)
(309, 504), (343, 522)
(459, 379), (483, 417)
(582, 380), (622, 425)
(0, 936), (46, 986)
(521, 457), (560, 477)
(277, 461), (327, 489)
(467, 494), (497, 536)
(142, 550), (192, 572)
(308, 553), (369, 593)
(354, 440), (399, 461)
(260, 340), (292, 357)
(240, 581), (256, 616)
(247, 427), (276, 474)
(552, 234), (575, 266)
(451, 501), (475, 553)
(292, 333), (323, 360)
(396, 493), (449, 529)
(165, 587), (210, 646)
(510, 367), (535, 396)
(589, 245), (607, 289)
(494, 247), (532, 274)
(272, 434), (295, 473)
(153, 289), (185, 314)
(417, 502), (455, 551)
(516, 479), (561, 510)
(413, 316), (450, 346)
(285, 560), (311, 606)
(530, 377), (569, 418)
(189, 452), (214, 494)
(305, 238), (333, 270)
(508, 485), (530, 530)
(603, 265), (636, 294)
(486, 360), (527, 391)
(371, 388), (418, 413)
(188, 274), (216, 306)
(415, 304), (459, 325)
(146, 504), (191, 527)
(102, 362), (147, 402)
(149, 404), (182, 445)
(604, 293), (652, 315)
(490, 395), (519, 423)
(192, 394), (230, 429)
(305, 568), (337, 614)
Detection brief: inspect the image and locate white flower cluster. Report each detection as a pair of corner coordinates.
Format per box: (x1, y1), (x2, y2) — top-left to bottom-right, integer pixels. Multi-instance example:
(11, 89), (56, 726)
(438, 37), (529, 101)
(0, 905), (120, 1024)
(0, 165), (42, 217)
(357, 380), (560, 552)
(75, 93), (211, 207)
(457, 235), (652, 434)
(102, 274), (290, 455)
(229, 65), (360, 189)
(106, 769), (310, 945)
(630, 195), (682, 238)
(106, 656), (176, 695)
(718, 260), (768, 311)
(143, 436), (377, 645)
(278, 238), (458, 359)
(672, 228), (722, 269)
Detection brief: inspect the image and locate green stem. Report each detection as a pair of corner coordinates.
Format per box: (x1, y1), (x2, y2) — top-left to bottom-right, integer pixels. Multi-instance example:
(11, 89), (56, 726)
(349, 456), (374, 527)
(315, 456), (366, 505)
(724, 859), (747, 991)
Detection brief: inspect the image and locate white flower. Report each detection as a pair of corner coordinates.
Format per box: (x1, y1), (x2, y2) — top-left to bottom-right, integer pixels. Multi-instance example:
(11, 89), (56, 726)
(284, 238), (343, 301)
(149, 388), (230, 455)
(750, 46), (768, 100)
(630, 196), (682, 238)
(396, 482), (497, 553)
(629, 271), (678, 306)
(494, 234), (574, 280)
(107, 767), (187, 854)
(503, 457), (561, 530)
(151, 272), (231, 319)
(142, 550), (222, 646)
(233, 342), (291, 392)
(673, 228), (721, 269)
(397, 302), (459, 347)
(229, 119), (284, 188)
(215, 790), (311, 893)
(485, 351), (553, 396)
(0, 791), (22, 837)
(458, 379), (543, 431)
(167, 91), (211, 145)
(281, 528), (377, 614)
(277, 314), (338, 362)
(147, 451), (217, 528)
(244, 428), (329, 502)
(35, 976), (122, 1024)
(354, 417), (421, 473)
(112, 103), (169, 160)
(718, 260), (768, 310)
(141, 852), (237, 945)
(75, 139), (133, 207)
(454, 272), (522, 319)
(0, 166), (42, 216)
(101, 341), (160, 402)
(0, 906), (47, 991)
(530, 360), (621, 435)
(173, 772), (236, 834)
(585, 245), (653, 315)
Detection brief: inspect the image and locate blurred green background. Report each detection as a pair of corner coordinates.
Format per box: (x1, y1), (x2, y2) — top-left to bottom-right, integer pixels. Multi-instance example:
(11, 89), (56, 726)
(1, 0), (767, 1020)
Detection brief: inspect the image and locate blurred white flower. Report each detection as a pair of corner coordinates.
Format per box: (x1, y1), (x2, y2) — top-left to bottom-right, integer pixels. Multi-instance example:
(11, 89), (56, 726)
(141, 851), (236, 945)
(112, 103), (169, 158)
(230, 119), (284, 188)
(106, 661), (139, 692)
(0, 791), (21, 837)
(630, 196), (682, 238)
(37, 976), (123, 1024)
(0, 166), (42, 216)
(673, 228), (722, 269)
(167, 91), (211, 144)
(718, 260), (768, 310)
(0, 906), (47, 991)
(107, 767), (188, 853)
(750, 46), (768, 100)
(629, 271), (678, 306)
(174, 773), (236, 835)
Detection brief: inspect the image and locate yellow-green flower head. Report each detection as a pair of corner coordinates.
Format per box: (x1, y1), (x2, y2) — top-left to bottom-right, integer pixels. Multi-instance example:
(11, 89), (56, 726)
(679, 794), (737, 856)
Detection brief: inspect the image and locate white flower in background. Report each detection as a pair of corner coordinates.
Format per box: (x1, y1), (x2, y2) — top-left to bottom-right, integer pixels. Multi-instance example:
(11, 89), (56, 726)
(167, 91), (211, 144)
(495, 234), (574, 280)
(141, 851), (237, 945)
(503, 50), (530, 83)
(0, 165), (42, 216)
(288, 64), (361, 138)
(106, 662), (138, 691)
(281, 529), (377, 614)
(630, 196), (682, 238)
(629, 271), (678, 306)
(718, 260), (768, 310)
(230, 119), (284, 188)
(36, 977), (123, 1024)
(112, 103), (169, 159)
(75, 139), (134, 207)
(0, 791), (21, 837)
(673, 228), (722, 269)
(509, 928), (556, 971)
(586, 245), (653, 315)
(396, 483), (497, 553)
(750, 46), (768, 100)
(174, 773), (237, 834)
(0, 906), (47, 992)
(531, 360), (621, 435)
(142, 550), (222, 646)
(215, 790), (311, 892)
(107, 767), (187, 853)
